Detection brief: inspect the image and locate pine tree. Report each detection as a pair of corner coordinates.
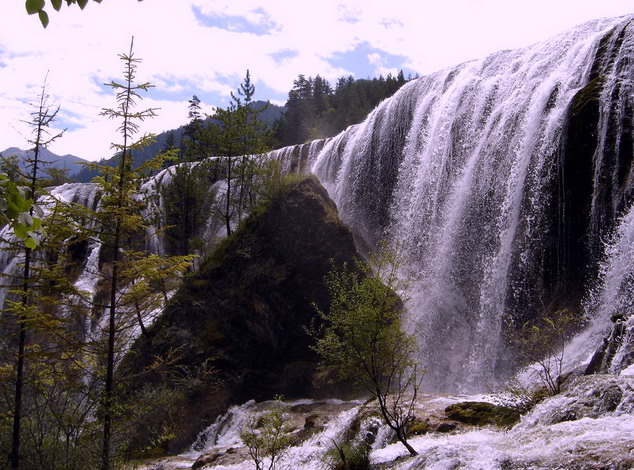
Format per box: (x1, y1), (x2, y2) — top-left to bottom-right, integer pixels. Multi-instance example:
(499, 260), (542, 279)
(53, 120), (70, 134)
(1, 194), (98, 470)
(94, 38), (193, 470)
(0, 78), (100, 470)
(155, 97), (218, 258)
(208, 70), (272, 236)
(275, 72), (411, 145)
(157, 159), (218, 257)
(233, 70), (272, 220)
(182, 95), (206, 162)
(209, 100), (240, 237)
(7, 77), (62, 470)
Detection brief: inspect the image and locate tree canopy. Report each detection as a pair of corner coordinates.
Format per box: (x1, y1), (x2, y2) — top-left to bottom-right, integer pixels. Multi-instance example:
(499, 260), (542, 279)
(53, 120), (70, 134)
(275, 71), (411, 146)
(312, 243), (420, 456)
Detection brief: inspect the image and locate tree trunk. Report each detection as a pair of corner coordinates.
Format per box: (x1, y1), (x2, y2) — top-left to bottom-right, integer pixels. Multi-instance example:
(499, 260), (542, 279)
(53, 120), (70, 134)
(396, 429), (418, 456)
(101, 225), (119, 470)
(10, 249), (30, 469)
(135, 300), (148, 337)
(225, 155), (232, 237)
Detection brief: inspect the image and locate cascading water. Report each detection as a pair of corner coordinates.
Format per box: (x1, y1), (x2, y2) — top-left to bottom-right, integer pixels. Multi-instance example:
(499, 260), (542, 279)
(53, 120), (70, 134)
(0, 182), (101, 316)
(0, 180), (106, 390)
(566, 202), (634, 376)
(269, 15), (634, 392)
(1, 15), (630, 470)
(48, 183), (103, 338)
(2, 16), (631, 399)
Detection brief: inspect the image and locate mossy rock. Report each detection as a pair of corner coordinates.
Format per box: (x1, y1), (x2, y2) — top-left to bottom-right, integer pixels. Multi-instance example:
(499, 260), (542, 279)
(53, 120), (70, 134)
(408, 419), (432, 436)
(444, 401), (520, 428)
(611, 313), (627, 323)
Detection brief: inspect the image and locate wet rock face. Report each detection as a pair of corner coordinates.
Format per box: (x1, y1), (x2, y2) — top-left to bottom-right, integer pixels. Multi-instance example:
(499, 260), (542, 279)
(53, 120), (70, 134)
(120, 176), (361, 451)
(586, 315), (634, 375)
(520, 375), (634, 427)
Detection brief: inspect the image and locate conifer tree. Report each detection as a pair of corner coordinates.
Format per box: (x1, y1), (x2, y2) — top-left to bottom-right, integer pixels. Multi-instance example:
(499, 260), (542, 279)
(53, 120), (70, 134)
(209, 70), (272, 235)
(6, 77), (62, 470)
(181, 95), (206, 162)
(155, 96), (218, 257)
(233, 70), (272, 219)
(0, 78), (99, 470)
(1, 193), (98, 470)
(89, 38), (195, 470)
(97, 41), (149, 468)
(209, 99), (240, 237)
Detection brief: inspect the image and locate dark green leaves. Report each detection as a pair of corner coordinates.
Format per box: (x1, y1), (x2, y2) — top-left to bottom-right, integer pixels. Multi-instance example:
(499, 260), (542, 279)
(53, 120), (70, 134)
(25, 0), (45, 14)
(25, 0), (106, 28)
(38, 10), (49, 27)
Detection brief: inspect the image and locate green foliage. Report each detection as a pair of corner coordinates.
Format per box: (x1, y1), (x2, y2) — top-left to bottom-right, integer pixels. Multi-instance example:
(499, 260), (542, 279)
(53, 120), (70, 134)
(325, 439), (371, 470)
(0, 198), (99, 470)
(508, 309), (582, 396)
(0, 174), (43, 249)
(0, 155), (24, 184)
(444, 401), (520, 428)
(119, 384), (186, 459)
(91, 38), (193, 470)
(494, 377), (551, 415)
(156, 159), (219, 257)
(206, 71), (274, 236)
(311, 242), (420, 456)
(2, 334), (103, 467)
(26, 0), (104, 28)
(276, 72), (411, 146)
(119, 252), (196, 337)
(240, 399), (292, 470)
(41, 167), (72, 187)
(0, 77), (78, 470)
(0, 43), (200, 470)
(313, 244), (414, 389)
(0, 73), (65, 250)
(252, 159), (303, 205)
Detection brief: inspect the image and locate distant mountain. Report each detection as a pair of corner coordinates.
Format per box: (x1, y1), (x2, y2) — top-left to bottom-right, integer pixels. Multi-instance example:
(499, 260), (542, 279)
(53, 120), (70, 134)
(1, 146), (89, 176)
(74, 100), (285, 183)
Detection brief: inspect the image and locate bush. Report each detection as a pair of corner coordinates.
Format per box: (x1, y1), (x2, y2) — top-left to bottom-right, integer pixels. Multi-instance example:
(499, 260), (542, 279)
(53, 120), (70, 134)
(325, 439), (371, 470)
(311, 242), (420, 456)
(508, 309), (582, 395)
(240, 399), (292, 470)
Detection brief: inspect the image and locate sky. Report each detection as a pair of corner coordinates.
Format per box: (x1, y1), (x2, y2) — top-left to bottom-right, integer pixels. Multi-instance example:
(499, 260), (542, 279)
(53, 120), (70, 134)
(0, 0), (633, 162)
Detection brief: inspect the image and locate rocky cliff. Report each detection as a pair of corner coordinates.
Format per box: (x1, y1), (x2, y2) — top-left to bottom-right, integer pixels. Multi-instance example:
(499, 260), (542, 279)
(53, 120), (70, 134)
(120, 175), (361, 452)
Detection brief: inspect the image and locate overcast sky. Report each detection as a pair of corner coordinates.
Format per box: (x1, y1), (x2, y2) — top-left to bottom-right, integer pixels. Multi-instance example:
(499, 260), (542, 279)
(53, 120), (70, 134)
(0, 0), (632, 162)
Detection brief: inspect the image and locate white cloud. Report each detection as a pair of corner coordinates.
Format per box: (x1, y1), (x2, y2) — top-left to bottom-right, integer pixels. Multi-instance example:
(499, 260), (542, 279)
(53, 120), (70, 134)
(0, 0), (632, 160)
(367, 52), (398, 77)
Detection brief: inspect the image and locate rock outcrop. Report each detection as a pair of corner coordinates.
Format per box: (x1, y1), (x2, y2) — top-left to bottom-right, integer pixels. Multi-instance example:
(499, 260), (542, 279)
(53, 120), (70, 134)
(120, 175), (361, 452)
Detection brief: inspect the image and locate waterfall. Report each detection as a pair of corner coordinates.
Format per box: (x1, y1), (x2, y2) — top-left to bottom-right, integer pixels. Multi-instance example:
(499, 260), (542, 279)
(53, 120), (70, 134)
(593, 205), (634, 372)
(2, 16), (632, 396)
(0, 182), (102, 344)
(564, 202), (634, 376)
(269, 15), (634, 392)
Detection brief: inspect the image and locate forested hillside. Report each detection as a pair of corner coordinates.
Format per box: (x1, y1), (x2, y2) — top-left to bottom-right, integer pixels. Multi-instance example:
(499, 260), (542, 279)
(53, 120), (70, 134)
(73, 72), (411, 182)
(275, 72), (410, 145)
(74, 100), (283, 183)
